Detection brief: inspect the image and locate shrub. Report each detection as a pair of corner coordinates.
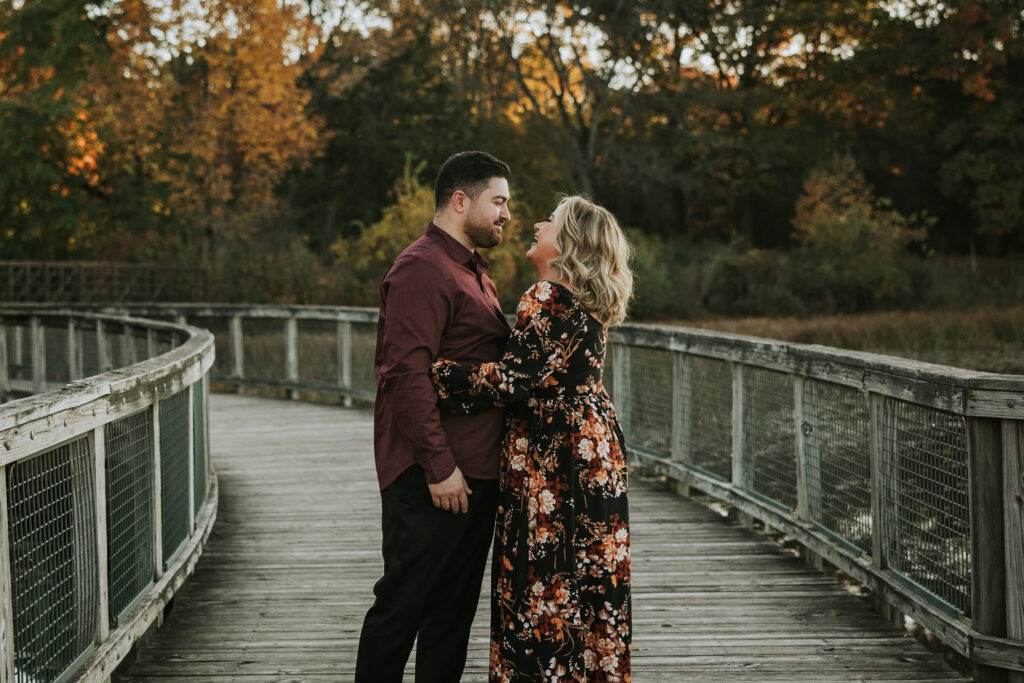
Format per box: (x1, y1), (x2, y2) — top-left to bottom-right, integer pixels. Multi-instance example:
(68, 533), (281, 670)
(791, 154), (930, 311)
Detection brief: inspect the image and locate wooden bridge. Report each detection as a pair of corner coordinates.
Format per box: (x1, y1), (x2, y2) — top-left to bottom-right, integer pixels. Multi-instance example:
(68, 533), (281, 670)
(117, 392), (959, 681)
(1, 304), (1023, 682)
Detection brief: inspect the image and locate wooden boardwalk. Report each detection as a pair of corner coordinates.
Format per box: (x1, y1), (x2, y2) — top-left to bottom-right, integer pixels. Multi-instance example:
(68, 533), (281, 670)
(120, 394), (964, 682)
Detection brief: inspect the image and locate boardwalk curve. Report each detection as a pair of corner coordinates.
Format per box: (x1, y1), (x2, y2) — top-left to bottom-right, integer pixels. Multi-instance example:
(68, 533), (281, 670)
(122, 394), (961, 682)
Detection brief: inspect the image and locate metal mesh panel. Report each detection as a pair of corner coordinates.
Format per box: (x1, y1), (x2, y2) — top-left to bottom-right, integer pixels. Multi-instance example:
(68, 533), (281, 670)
(43, 324), (69, 383)
(160, 390), (191, 562)
(153, 330), (177, 357)
(803, 380), (872, 552)
(188, 315), (231, 377)
(129, 328), (148, 364)
(6, 438), (98, 683)
(80, 322), (100, 377)
(350, 321), (377, 394)
(686, 356), (732, 480)
(105, 409), (155, 622)
(242, 318), (286, 380)
(742, 367), (797, 509)
(193, 381), (208, 516)
(297, 320), (339, 385)
(625, 347), (672, 454)
(7, 325), (30, 380)
(106, 329), (127, 370)
(881, 398), (970, 614)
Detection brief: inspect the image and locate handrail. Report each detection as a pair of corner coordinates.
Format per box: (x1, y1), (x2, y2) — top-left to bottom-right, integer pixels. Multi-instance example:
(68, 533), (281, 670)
(7, 301), (1022, 680)
(605, 322), (1024, 680)
(0, 309), (216, 683)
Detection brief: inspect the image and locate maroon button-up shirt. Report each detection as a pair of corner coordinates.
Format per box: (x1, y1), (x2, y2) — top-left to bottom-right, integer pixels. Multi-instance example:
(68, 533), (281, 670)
(372, 222), (510, 490)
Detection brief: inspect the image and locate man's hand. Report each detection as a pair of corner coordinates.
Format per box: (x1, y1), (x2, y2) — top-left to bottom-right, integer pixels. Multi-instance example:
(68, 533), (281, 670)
(428, 467), (473, 514)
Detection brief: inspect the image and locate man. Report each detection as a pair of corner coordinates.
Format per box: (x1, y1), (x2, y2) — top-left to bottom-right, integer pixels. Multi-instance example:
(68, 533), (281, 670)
(355, 151), (512, 682)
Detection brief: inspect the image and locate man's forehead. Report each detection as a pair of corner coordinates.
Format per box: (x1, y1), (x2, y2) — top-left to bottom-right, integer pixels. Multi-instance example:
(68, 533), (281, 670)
(483, 177), (510, 199)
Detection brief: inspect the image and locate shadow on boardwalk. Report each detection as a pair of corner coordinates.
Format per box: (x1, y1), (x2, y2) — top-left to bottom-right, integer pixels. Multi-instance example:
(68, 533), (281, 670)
(120, 394), (963, 682)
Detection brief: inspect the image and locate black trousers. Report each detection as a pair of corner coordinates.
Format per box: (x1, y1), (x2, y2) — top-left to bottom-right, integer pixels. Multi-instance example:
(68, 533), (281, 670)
(355, 465), (498, 683)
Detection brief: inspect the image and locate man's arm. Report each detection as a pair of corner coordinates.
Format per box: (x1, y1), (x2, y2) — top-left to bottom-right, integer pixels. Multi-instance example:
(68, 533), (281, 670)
(378, 259), (472, 513)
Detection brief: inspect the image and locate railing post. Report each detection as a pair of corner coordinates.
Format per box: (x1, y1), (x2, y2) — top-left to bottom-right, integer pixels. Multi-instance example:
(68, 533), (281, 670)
(611, 342), (630, 435)
(146, 328), (155, 360)
(731, 363), (752, 528)
(1003, 420), (1024, 683)
(0, 324), (9, 400)
(285, 317), (298, 400)
(187, 384), (196, 531)
(230, 315), (244, 393)
(92, 425), (111, 643)
(68, 319), (82, 381)
(97, 319), (111, 373)
(29, 315), (45, 394)
(338, 321), (353, 407)
(0, 467), (16, 683)
(794, 376), (810, 521)
(869, 393), (903, 625)
(9, 327), (21, 382)
(968, 416), (1009, 683)
(124, 324), (138, 367)
(152, 400), (164, 580)
(670, 352), (692, 497)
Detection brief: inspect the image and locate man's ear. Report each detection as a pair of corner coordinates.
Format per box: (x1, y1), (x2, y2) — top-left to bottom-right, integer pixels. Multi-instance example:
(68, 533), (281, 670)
(450, 189), (468, 215)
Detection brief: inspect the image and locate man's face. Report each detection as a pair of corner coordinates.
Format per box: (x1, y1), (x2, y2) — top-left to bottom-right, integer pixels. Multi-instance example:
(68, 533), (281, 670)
(463, 177), (511, 249)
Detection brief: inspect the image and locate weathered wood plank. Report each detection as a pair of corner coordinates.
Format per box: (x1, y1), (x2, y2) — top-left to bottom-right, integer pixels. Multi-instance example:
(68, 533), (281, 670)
(119, 394), (962, 682)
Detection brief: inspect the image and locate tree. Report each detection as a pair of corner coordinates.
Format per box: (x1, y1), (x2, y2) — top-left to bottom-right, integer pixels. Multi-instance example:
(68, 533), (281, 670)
(0, 0), (111, 258)
(154, 0), (323, 267)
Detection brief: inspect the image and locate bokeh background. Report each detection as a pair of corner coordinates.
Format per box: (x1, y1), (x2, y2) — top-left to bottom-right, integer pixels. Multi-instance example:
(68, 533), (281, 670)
(1, 0), (1021, 369)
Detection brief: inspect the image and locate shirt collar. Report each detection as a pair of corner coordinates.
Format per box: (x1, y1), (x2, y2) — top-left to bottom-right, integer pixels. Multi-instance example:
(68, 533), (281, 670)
(426, 222), (490, 271)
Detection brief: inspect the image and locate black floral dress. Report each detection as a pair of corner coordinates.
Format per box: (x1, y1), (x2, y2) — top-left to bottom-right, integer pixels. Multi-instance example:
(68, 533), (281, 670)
(431, 281), (631, 683)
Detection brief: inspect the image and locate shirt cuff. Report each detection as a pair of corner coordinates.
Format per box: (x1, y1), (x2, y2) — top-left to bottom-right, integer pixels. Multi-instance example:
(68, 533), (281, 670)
(420, 453), (457, 484)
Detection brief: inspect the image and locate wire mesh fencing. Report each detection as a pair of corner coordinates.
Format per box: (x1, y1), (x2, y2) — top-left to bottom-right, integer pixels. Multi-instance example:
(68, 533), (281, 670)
(802, 380), (873, 553)
(624, 347), (673, 454)
(105, 409), (155, 624)
(684, 356), (733, 480)
(6, 437), (98, 683)
(159, 390), (192, 563)
(881, 398), (971, 614)
(193, 383), (208, 518)
(742, 367), (798, 510)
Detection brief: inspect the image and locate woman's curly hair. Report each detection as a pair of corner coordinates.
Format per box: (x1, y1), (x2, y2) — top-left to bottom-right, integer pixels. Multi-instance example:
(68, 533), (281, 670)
(550, 195), (634, 326)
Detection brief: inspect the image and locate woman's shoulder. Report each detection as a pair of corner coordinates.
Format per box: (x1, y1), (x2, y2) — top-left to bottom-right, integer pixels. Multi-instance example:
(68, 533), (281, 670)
(515, 280), (577, 320)
(519, 280), (572, 305)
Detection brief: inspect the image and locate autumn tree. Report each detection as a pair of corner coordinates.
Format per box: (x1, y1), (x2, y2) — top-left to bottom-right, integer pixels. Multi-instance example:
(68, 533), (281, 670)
(155, 0), (323, 268)
(0, 0), (111, 258)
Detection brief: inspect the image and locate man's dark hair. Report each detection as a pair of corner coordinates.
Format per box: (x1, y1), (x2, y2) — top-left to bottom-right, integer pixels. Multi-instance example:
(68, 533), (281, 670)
(434, 151), (511, 210)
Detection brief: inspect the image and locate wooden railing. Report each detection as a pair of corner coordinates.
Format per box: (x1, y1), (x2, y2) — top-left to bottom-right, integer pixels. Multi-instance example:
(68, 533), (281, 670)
(9, 302), (1023, 682)
(0, 261), (207, 304)
(0, 309), (215, 683)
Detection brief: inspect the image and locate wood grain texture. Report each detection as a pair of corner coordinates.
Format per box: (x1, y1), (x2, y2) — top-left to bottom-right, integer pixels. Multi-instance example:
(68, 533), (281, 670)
(120, 394), (964, 682)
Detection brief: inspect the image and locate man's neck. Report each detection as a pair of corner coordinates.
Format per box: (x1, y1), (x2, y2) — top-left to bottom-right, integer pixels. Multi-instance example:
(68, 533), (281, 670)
(433, 215), (475, 252)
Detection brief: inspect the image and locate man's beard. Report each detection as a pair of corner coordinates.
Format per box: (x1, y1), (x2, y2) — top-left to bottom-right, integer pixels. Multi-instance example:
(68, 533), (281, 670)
(465, 218), (503, 248)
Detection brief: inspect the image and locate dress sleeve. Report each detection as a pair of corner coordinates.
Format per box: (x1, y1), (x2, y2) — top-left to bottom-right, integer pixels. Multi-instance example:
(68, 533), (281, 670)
(432, 281), (572, 413)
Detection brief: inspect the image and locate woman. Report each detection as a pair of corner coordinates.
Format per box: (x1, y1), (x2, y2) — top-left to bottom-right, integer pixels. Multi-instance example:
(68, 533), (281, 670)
(431, 195), (634, 682)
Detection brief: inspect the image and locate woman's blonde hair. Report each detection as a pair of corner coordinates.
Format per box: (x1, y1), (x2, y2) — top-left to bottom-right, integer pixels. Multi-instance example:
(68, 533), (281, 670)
(550, 195), (633, 326)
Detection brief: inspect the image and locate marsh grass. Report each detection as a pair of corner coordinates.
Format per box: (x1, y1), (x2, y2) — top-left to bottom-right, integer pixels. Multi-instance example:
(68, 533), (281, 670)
(676, 306), (1024, 373)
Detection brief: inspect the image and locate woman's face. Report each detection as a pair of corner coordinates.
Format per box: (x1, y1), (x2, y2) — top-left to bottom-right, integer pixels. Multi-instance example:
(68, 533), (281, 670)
(526, 210), (562, 271)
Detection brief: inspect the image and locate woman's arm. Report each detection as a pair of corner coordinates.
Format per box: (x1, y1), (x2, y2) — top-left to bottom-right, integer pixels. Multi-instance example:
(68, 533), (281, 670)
(432, 282), (572, 413)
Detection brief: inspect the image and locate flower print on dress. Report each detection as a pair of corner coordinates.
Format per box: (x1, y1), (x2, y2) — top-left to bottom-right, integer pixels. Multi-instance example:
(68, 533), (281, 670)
(432, 281), (631, 682)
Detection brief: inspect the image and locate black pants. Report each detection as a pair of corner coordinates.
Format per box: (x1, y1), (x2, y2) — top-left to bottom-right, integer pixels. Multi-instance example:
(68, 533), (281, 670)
(355, 465), (498, 683)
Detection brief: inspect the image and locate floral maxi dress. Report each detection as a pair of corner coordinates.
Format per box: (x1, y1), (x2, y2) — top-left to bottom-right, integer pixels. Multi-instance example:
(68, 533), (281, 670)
(432, 281), (631, 683)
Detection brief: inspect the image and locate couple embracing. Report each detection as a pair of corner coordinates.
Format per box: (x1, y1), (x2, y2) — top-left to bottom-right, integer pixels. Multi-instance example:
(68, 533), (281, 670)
(355, 151), (633, 683)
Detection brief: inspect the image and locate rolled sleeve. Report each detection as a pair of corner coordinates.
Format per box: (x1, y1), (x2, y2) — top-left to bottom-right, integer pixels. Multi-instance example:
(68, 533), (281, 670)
(378, 259), (457, 484)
